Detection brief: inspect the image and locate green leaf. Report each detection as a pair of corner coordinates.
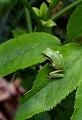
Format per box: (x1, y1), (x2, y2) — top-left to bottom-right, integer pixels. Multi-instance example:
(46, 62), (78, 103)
(41, 20), (56, 27)
(14, 43), (82, 120)
(49, 0), (60, 8)
(71, 80), (82, 120)
(0, 32), (60, 77)
(12, 29), (27, 37)
(40, 2), (48, 18)
(46, 0), (59, 5)
(46, 0), (53, 4)
(67, 5), (82, 40)
(32, 7), (40, 17)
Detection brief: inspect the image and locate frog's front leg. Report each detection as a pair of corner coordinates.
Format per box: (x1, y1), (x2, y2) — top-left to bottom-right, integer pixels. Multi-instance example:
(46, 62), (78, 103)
(48, 70), (64, 79)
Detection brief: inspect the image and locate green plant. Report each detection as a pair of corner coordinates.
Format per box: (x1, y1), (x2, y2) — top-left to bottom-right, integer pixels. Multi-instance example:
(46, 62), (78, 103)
(0, 0), (82, 120)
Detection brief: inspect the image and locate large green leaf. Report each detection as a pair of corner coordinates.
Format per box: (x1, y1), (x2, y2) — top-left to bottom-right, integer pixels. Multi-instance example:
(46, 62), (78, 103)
(71, 80), (82, 120)
(67, 5), (82, 40)
(0, 32), (60, 77)
(14, 43), (82, 120)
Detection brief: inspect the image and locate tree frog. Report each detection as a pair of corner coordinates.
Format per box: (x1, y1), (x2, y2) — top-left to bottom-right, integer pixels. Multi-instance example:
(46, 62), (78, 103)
(42, 48), (64, 79)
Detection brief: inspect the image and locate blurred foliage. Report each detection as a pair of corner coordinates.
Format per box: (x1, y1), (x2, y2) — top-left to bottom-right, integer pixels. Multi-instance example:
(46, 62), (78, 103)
(0, 0), (77, 120)
(0, 0), (74, 43)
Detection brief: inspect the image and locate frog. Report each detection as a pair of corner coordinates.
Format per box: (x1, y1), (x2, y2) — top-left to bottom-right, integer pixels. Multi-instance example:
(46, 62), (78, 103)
(42, 48), (64, 79)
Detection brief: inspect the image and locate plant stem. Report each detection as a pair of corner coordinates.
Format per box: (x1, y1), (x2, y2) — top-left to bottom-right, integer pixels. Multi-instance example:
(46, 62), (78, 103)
(43, 0), (59, 21)
(51, 0), (82, 20)
(22, 0), (42, 26)
(24, 6), (32, 33)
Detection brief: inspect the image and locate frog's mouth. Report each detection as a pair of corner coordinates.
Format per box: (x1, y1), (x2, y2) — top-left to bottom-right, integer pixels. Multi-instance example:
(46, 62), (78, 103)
(42, 53), (53, 62)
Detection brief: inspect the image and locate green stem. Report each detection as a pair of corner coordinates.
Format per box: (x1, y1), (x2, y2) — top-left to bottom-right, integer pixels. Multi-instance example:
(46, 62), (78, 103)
(51, 0), (82, 20)
(24, 6), (32, 33)
(43, 0), (59, 21)
(22, 0), (42, 26)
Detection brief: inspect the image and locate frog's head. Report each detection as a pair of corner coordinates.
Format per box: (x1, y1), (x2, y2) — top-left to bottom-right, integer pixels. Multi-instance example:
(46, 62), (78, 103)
(42, 48), (53, 62)
(42, 48), (64, 70)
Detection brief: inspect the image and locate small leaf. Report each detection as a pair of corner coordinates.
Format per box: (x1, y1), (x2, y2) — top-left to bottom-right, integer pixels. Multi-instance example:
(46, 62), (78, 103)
(48, 0), (60, 8)
(46, 0), (53, 4)
(71, 80), (82, 120)
(41, 20), (56, 27)
(14, 43), (82, 120)
(32, 7), (40, 17)
(67, 5), (82, 40)
(40, 2), (48, 18)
